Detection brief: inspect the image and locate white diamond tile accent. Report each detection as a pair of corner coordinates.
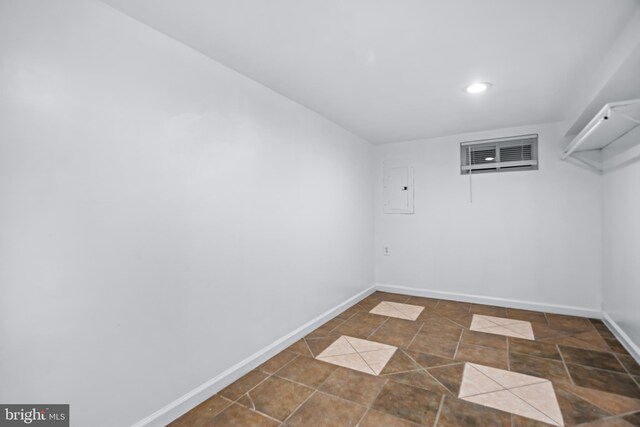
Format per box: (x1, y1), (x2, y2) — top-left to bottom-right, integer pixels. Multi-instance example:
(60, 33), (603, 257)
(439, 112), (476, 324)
(470, 314), (535, 340)
(369, 301), (424, 320)
(459, 363), (564, 426)
(316, 335), (397, 376)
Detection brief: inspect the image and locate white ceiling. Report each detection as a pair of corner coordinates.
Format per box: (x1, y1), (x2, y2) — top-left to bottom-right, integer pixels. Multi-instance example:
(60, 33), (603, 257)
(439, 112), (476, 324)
(101, 0), (639, 144)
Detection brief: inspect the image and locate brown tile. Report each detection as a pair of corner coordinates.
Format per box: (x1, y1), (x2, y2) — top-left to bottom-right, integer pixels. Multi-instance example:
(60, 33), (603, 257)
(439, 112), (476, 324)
(382, 292), (414, 302)
(372, 381), (442, 425)
(383, 370), (449, 395)
(305, 336), (341, 357)
(559, 346), (626, 372)
(406, 296), (440, 310)
(284, 392), (366, 427)
(408, 332), (459, 359)
(618, 354), (640, 376)
(460, 330), (507, 350)
(383, 317), (423, 335)
(306, 318), (343, 339)
(454, 342), (508, 370)
(333, 312), (386, 339)
(436, 395), (511, 427)
(435, 300), (471, 314)
(420, 322), (463, 340)
(543, 331), (611, 352)
(508, 337), (561, 360)
(380, 349), (422, 375)
(209, 403), (279, 426)
(509, 353), (570, 384)
(319, 367), (386, 406)
(567, 364), (640, 399)
(623, 412), (640, 426)
(506, 308), (548, 324)
(427, 363), (466, 396)
(220, 370), (269, 400)
(168, 395), (232, 427)
(531, 322), (573, 341)
(406, 350), (456, 369)
(359, 409), (422, 427)
(438, 311), (474, 329)
(546, 313), (595, 332)
(554, 385), (610, 425)
(243, 376), (313, 421)
(258, 351), (298, 374)
(604, 336), (630, 355)
(558, 382), (640, 415)
(276, 356), (337, 388)
(337, 304), (365, 320)
(470, 304), (508, 318)
(287, 339), (313, 357)
(369, 327), (416, 349)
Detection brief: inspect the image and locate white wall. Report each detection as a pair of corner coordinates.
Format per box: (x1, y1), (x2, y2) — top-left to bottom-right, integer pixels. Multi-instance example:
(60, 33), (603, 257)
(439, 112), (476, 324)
(0, 1), (373, 426)
(602, 129), (640, 351)
(375, 122), (603, 313)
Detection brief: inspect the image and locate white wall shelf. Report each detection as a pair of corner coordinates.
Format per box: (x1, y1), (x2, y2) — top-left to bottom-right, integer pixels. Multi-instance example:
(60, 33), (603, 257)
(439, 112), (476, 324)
(562, 99), (640, 172)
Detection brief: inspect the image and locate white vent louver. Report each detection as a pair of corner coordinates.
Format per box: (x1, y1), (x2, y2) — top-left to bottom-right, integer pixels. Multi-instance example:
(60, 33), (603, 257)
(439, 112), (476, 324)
(460, 134), (539, 174)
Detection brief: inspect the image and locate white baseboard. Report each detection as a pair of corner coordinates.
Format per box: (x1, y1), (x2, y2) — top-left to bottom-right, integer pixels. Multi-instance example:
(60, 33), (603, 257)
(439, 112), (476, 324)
(375, 284), (602, 319)
(131, 285), (376, 427)
(602, 312), (640, 364)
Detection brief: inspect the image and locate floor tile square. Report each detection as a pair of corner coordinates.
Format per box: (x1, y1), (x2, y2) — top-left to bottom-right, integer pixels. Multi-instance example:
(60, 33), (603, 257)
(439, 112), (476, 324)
(243, 376), (314, 421)
(283, 392), (366, 427)
(459, 362), (564, 426)
(370, 301), (425, 320)
(470, 315), (534, 340)
(319, 367), (387, 406)
(276, 355), (337, 388)
(372, 381), (442, 425)
(315, 335), (397, 375)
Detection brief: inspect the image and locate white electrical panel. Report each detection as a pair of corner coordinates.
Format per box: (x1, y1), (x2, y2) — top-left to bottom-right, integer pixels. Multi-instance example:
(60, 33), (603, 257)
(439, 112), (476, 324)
(383, 165), (414, 214)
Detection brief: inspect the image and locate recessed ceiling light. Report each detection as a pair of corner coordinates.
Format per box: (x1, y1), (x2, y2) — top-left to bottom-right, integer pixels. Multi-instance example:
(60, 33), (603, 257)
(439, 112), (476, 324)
(485, 156), (495, 161)
(466, 82), (492, 94)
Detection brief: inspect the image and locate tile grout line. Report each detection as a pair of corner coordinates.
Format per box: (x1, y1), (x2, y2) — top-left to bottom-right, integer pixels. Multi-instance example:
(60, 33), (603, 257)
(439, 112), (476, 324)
(367, 317), (390, 339)
(556, 344), (575, 386)
(452, 329), (464, 360)
(354, 376), (390, 427)
(431, 394), (446, 427)
(279, 358), (345, 426)
(406, 322), (426, 349)
(343, 336), (379, 375)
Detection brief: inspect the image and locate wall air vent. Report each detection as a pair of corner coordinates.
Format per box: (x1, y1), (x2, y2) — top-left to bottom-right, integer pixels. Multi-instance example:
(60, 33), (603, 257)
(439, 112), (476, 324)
(460, 134), (538, 175)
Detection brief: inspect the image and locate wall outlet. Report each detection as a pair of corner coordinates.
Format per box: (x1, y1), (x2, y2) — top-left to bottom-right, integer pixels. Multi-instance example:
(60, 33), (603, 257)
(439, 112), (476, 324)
(383, 246), (391, 256)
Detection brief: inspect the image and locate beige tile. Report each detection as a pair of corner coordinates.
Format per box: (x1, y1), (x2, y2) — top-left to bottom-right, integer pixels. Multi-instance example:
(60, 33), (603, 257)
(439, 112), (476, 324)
(370, 301), (424, 320)
(464, 390), (559, 426)
(478, 315), (524, 326)
(471, 316), (501, 329)
(360, 348), (397, 375)
(315, 335), (398, 376)
(510, 382), (564, 426)
(317, 336), (356, 358)
(471, 363), (546, 389)
(458, 364), (504, 398)
(345, 336), (395, 353)
(317, 353), (376, 375)
(471, 315), (534, 340)
(503, 323), (535, 340)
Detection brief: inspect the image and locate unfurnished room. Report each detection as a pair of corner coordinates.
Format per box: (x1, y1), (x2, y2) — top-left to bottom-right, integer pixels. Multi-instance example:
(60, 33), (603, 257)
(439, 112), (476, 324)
(2, 1), (640, 426)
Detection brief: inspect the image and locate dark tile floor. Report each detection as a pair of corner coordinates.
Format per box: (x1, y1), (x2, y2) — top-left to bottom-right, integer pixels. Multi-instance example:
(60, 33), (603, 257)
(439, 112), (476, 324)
(169, 292), (640, 426)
